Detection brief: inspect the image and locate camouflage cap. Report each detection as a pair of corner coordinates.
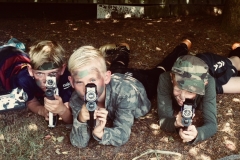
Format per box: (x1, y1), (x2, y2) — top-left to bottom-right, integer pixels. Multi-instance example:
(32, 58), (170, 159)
(36, 62), (60, 70)
(171, 55), (209, 95)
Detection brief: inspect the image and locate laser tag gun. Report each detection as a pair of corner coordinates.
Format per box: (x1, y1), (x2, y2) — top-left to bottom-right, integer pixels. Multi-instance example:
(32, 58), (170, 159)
(181, 99), (196, 130)
(45, 75), (59, 128)
(0, 87), (27, 112)
(85, 83), (98, 130)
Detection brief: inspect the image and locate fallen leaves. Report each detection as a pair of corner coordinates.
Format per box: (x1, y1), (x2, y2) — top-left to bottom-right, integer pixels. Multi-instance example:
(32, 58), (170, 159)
(44, 134), (65, 143)
(44, 132), (64, 143)
(225, 143), (236, 151)
(44, 134), (51, 140)
(0, 134), (4, 140)
(160, 136), (169, 143)
(1, 15), (240, 160)
(232, 98), (240, 102)
(223, 136), (236, 151)
(44, 134), (68, 155)
(55, 148), (68, 155)
(56, 136), (64, 143)
(28, 123), (38, 131)
(150, 123), (160, 130)
(55, 148), (61, 154)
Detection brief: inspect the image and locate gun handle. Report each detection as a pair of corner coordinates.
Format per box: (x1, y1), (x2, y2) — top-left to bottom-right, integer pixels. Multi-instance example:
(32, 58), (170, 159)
(182, 126), (188, 131)
(45, 89), (59, 128)
(48, 112), (58, 128)
(48, 112), (54, 127)
(88, 111), (96, 130)
(46, 95), (57, 128)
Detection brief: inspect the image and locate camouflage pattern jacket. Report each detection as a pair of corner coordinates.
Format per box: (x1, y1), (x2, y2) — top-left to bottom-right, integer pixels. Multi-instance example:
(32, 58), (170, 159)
(69, 73), (151, 147)
(157, 71), (217, 144)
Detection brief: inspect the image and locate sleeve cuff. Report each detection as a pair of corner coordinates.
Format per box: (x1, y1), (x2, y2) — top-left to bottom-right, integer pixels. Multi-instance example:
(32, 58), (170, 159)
(92, 128), (106, 142)
(73, 115), (88, 127)
(92, 133), (102, 142)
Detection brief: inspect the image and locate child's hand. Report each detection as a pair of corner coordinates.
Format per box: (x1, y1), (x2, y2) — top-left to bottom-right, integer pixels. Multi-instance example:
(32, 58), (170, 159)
(174, 111), (184, 128)
(38, 107), (49, 120)
(44, 95), (65, 115)
(77, 103), (91, 123)
(179, 125), (198, 142)
(93, 108), (108, 139)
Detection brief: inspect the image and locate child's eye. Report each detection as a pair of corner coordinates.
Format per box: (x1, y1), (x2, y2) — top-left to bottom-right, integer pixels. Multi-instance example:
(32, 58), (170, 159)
(187, 91), (194, 94)
(90, 79), (96, 82)
(75, 81), (83, 84)
(49, 72), (57, 76)
(36, 73), (44, 76)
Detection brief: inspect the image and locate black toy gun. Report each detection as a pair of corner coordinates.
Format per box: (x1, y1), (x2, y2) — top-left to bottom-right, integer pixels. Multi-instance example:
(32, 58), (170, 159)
(181, 99), (195, 130)
(45, 75), (59, 128)
(0, 87), (27, 112)
(84, 83), (98, 130)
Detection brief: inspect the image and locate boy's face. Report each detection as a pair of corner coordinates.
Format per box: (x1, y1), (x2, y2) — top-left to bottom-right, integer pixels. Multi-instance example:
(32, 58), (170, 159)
(68, 65), (110, 101)
(173, 84), (197, 107)
(31, 68), (63, 92)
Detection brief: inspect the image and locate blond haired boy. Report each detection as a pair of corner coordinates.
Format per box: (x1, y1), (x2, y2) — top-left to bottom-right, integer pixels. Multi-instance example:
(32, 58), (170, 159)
(0, 40), (72, 123)
(68, 45), (151, 147)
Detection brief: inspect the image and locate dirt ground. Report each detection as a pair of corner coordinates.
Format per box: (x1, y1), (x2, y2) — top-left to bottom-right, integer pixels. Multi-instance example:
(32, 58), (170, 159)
(0, 14), (240, 160)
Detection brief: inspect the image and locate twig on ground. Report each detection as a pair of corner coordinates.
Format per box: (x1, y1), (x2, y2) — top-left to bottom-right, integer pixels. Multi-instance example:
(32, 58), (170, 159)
(218, 155), (240, 160)
(132, 149), (182, 160)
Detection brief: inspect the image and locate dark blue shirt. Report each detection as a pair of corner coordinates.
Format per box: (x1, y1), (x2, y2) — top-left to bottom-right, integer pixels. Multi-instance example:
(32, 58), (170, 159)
(15, 67), (72, 103)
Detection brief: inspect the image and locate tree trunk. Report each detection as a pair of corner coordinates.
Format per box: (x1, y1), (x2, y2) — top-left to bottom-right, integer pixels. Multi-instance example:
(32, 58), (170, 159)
(221, 0), (240, 34)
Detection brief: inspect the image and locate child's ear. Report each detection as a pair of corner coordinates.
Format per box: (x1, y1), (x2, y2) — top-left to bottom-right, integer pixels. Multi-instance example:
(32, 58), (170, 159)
(68, 76), (74, 88)
(104, 71), (111, 84)
(27, 64), (34, 77)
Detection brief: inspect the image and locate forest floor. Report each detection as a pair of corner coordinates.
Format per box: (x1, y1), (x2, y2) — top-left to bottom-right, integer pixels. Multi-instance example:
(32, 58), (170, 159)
(0, 14), (240, 160)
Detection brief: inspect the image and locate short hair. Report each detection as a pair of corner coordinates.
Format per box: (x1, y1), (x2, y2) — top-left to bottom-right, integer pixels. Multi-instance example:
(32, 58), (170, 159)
(68, 46), (107, 75)
(29, 40), (66, 70)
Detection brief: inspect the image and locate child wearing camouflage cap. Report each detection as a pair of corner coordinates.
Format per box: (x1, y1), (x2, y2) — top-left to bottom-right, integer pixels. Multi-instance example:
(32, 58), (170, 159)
(0, 40), (73, 123)
(157, 54), (217, 144)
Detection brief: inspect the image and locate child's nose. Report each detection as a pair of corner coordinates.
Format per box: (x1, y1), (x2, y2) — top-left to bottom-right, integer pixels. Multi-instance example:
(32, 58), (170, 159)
(180, 92), (186, 102)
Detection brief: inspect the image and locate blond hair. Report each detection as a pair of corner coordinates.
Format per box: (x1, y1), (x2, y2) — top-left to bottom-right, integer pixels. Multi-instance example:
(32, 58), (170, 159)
(68, 46), (107, 75)
(29, 40), (66, 69)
